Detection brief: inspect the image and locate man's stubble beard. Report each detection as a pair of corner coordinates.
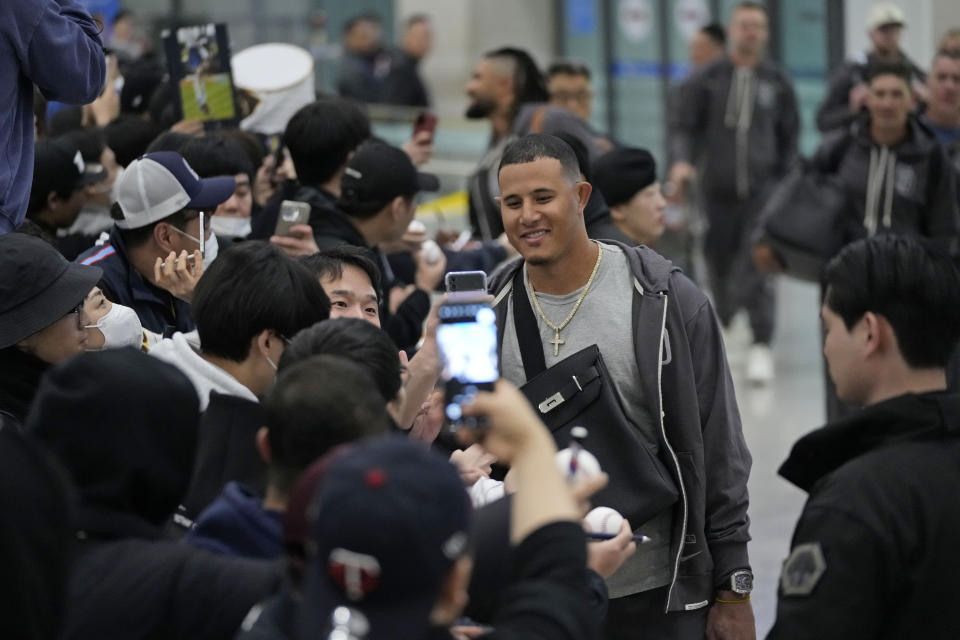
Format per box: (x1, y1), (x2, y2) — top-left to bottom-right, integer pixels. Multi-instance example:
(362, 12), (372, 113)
(465, 99), (496, 120)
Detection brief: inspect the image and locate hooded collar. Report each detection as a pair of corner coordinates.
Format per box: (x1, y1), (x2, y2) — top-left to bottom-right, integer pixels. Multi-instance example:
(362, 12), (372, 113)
(149, 332), (258, 411)
(779, 391), (960, 492)
(850, 113), (939, 158)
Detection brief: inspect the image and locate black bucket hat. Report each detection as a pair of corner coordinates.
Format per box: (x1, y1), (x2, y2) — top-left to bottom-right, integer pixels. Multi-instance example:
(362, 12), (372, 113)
(0, 233), (102, 349)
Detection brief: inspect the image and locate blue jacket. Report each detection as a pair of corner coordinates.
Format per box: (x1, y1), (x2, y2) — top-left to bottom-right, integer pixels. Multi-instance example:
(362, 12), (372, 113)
(0, 0), (105, 233)
(76, 225), (195, 336)
(185, 482), (284, 561)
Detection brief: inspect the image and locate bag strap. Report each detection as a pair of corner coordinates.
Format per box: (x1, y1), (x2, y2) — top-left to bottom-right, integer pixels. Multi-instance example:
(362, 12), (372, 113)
(510, 267), (547, 379)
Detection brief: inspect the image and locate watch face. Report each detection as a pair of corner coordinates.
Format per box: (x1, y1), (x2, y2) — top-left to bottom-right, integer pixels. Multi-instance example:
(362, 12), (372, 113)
(732, 571), (754, 594)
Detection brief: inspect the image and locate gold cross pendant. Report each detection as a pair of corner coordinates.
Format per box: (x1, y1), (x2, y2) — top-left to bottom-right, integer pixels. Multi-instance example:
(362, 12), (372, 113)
(549, 330), (565, 357)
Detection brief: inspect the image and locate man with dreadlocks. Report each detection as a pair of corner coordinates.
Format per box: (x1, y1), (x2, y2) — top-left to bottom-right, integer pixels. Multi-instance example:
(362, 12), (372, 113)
(464, 47), (610, 242)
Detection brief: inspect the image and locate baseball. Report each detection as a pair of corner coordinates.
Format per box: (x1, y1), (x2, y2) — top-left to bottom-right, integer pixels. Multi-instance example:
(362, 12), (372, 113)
(420, 239), (443, 265)
(584, 506), (624, 535)
(554, 446), (602, 483)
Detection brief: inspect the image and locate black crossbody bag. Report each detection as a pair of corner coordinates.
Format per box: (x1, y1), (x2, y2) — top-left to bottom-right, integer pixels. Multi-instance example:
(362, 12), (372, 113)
(510, 269), (679, 527)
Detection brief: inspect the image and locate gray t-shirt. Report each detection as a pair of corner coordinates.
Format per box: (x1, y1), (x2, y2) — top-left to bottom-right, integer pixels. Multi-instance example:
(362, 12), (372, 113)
(500, 243), (672, 596)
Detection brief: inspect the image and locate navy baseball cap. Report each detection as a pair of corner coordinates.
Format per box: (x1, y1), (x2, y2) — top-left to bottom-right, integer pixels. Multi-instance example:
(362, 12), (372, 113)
(297, 436), (471, 639)
(338, 142), (440, 215)
(33, 138), (107, 201)
(114, 151), (236, 229)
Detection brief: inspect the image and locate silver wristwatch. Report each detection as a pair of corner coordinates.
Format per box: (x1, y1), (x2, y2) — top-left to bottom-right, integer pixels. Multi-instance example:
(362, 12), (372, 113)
(728, 569), (754, 595)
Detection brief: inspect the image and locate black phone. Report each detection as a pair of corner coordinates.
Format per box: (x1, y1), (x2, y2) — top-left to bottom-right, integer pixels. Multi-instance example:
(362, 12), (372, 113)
(437, 302), (499, 428)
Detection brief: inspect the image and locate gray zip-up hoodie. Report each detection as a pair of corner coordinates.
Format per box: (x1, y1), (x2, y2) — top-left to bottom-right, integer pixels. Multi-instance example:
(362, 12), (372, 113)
(488, 243), (752, 612)
(672, 56), (799, 201)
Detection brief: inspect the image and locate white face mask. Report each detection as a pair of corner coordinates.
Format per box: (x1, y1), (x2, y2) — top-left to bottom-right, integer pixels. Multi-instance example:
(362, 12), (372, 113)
(203, 232), (219, 270)
(85, 303), (144, 350)
(209, 215), (252, 239)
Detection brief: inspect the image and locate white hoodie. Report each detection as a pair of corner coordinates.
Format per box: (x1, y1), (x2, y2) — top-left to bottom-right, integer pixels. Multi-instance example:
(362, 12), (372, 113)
(149, 332), (257, 411)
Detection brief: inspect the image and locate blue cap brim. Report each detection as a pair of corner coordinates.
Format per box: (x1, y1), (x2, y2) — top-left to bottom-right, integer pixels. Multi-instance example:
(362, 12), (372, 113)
(187, 176), (236, 210)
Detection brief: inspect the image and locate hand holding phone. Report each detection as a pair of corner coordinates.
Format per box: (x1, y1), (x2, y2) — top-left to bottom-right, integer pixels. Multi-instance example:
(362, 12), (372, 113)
(275, 200), (311, 237)
(413, 111), (438, 142)
(437, 302), (499, 429)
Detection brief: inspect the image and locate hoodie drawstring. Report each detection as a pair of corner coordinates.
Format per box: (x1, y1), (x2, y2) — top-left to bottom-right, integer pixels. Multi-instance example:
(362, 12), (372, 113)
(865, 146), (897, 236)
(724, 67), (756, 200)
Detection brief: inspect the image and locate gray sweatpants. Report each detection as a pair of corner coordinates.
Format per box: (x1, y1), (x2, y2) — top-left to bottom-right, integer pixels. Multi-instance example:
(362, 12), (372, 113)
(702, 193), (776, 345)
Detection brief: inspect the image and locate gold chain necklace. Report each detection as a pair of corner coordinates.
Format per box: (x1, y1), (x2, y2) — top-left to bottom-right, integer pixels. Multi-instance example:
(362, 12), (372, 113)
(528, 242), (603, 356)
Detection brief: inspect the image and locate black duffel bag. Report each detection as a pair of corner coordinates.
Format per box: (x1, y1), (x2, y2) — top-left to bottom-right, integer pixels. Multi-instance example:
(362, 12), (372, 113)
(759, 162), (850, 282)
(510, 269), (679, 528)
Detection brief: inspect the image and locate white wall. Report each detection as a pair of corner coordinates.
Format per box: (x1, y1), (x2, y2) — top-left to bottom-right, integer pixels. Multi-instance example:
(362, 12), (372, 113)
(843, 0), (934, 66)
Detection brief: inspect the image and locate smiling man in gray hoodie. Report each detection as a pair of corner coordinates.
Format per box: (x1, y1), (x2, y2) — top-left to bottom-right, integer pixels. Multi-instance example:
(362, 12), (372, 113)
(489, 134), (753, 640)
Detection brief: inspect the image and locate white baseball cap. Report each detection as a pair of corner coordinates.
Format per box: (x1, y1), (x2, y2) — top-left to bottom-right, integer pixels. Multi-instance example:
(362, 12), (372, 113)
(866, 3), (906, 31)
(114, 151), (236, 229)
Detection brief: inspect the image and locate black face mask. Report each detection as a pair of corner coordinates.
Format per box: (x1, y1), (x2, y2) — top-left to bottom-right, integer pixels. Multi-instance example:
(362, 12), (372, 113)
(465, 99), (496, 120)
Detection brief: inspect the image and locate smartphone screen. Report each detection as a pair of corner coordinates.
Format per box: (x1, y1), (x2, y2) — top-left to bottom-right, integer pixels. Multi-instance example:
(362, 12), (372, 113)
(275, 200), (311, 237)
(437, 302), (498, 427)
(413, 111), (437, 141)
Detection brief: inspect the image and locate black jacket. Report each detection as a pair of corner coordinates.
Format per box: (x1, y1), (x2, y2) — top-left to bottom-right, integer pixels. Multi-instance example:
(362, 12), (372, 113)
(816, 51), (926, 134)
(383, 49), (429, 107)
(672, 56), (799, 201)
(179, 392), (268, 526)
(249, 181), (339, 245)
(811, 114), (959, 244)
(75, 226), (194, 336)
(0, 346), (49, 431)
(488, 243), (752, 611)
(769, 392), (960, 640)
(64, 504), (281, 640)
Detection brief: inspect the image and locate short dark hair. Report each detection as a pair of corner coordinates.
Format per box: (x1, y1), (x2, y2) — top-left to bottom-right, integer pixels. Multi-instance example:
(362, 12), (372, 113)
(498, 133), (582, 182)
(279, 318), (401, 403)
(299, 245), (383, 302)
(865, 60), (912, 86)
(932, 48), (960, 66)
(103, 115), (163, 167)
(732, 1), (768, 16)
(192, 241), (331, 362)
(263, 354), (390, 492)
(405, 13), (430, 29)
(284, 99), (371, 188)
(145, 131), (195, 155)
(343, 11), (382, 35)
(824, 235), (960, 368)
(700, 23), (727, 46)
(59, 128), (107, 165)
(219, 129), (268, 172)
(547, 59), (591, 80)
(485, 47), (549, 107)
(109, 202), (191, 248)
(180, 135), (255, 184)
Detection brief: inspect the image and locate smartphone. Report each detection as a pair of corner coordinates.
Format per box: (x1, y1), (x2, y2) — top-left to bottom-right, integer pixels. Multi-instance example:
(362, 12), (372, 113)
(275, 200), (311, 237)
(437, 302), (499, 428)
(444, 270), (487, 302)
(413, 111), (437, 142)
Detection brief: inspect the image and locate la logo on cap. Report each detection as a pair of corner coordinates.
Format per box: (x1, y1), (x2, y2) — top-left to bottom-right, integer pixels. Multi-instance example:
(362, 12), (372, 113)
(73, 151), (85, 174)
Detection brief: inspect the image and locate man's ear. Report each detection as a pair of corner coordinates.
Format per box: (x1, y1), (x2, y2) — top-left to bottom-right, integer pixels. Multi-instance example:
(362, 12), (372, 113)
(390, 196), (407, 222)
(255, 426), (272, 464)
(45, 190), (60, 212)
(574, 181), (592, 212)
(154, 222), (176, 252)
(254, 330), (272, 359)
(861, 311), (883, 357)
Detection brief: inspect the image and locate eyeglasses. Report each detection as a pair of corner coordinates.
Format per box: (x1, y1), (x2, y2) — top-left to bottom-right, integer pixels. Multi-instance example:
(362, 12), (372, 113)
(68, 303), (84, 330)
